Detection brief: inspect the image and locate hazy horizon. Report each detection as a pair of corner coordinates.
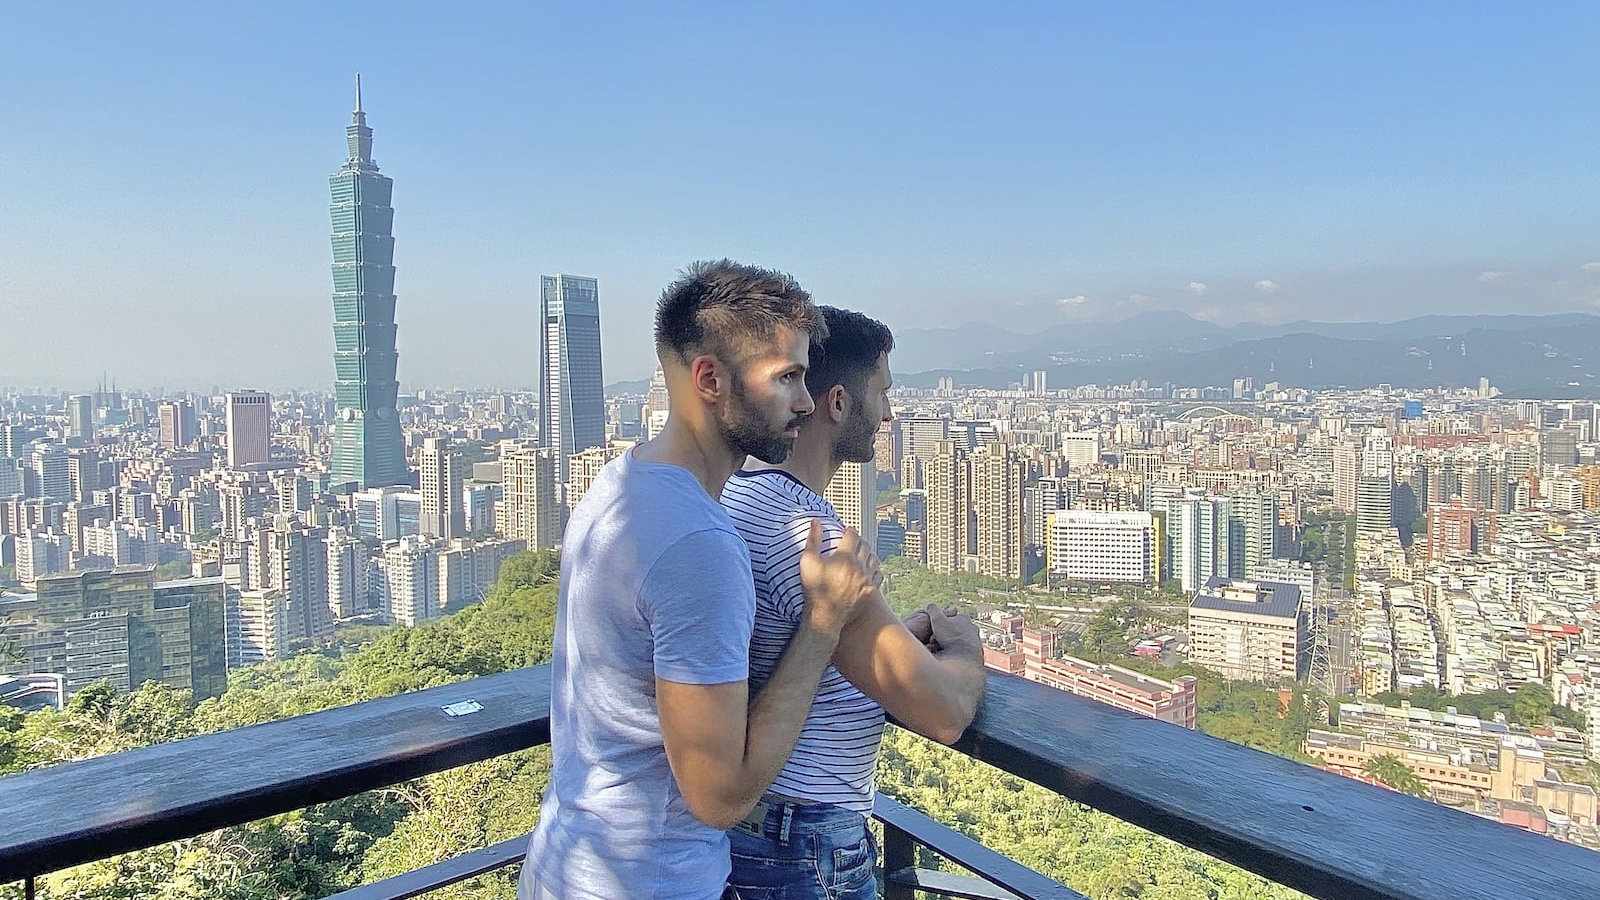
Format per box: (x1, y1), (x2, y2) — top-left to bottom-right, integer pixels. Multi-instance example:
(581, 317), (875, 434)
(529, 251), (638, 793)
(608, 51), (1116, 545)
(4, 5), (1600, 391)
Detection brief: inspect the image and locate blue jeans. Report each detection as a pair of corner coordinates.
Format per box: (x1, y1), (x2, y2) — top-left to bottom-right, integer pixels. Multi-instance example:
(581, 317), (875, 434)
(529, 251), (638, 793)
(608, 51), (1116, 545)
(727, 797), (878, 899)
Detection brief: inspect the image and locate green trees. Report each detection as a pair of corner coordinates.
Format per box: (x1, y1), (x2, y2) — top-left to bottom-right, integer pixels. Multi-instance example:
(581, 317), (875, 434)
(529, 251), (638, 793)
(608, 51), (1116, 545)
(1372, 682), (1581, 730)
(1362, 755), (1429, 798)
(877, 729), (1305, 899)
(2, 550), (560, 900)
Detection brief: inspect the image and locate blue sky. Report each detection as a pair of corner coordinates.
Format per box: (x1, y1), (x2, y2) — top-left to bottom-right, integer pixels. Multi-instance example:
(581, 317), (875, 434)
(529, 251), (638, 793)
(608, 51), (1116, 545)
(3, 3), (1599, 389)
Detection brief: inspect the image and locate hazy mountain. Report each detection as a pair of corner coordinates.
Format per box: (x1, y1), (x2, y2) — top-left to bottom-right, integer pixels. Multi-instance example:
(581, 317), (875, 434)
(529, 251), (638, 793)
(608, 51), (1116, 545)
(895, 312), (1600, 398)
(604, 378), (650, 397)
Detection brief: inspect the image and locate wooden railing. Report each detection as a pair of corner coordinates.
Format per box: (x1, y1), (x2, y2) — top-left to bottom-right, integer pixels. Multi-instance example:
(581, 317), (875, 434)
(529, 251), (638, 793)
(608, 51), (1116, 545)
(2, 666), (1597, 899)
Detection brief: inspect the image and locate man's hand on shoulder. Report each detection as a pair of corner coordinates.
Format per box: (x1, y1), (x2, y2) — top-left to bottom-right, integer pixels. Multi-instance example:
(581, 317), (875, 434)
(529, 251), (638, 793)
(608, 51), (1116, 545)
(798, 519), (879, 636)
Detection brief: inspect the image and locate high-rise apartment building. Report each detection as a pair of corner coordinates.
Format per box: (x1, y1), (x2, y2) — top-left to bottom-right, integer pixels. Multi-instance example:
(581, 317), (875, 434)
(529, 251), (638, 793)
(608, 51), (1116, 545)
(1332, 444), (1360, 514)
(566, 443), (627, 514)
(1362, 429), (1394, 479)
(158, 400), (197, 448)
(538, 274), (605, 485)
(0, 458), (21, 497)
(825, 460), (876, 549)
(67, 394), (95, 443)
(498, 442), (560, 549)
(971, 442), (1026, 580)
(384, 535), (440, 627)
(350, 485), (418, 542)
(1168, 495), (1236, 594)
(420, 437), (466, 540)
(66, 449), (99, 504)
(326, 526), (373, 620)
(228, 588), (288, 668)
(437, 536), (527, 614)
(901, 417), (950, 462)
(329, 76), (407, 490)
(1542, 427), (1580, 469)
(1227, 492), (1278, 577)
(0, 425), (25, 460)
(30, 444), (70, 503)
(224, 391), (271, 469)
(1061, 431), (1101, 470)
(269, 518), (331, 645)
(1356, 477), (1394, 536)
(924, 441), (968, 574)
(874, 421), (902, 481)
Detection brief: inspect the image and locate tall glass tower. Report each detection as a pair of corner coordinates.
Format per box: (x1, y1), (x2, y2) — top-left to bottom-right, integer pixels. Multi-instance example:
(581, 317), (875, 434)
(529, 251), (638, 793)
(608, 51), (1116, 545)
(538, 274), (605, 484)
(329, 75), (406, 489)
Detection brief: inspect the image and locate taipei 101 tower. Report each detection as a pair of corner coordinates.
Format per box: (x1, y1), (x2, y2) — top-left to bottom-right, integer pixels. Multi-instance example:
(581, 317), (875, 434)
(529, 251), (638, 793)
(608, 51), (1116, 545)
(328, 75), (406, 489)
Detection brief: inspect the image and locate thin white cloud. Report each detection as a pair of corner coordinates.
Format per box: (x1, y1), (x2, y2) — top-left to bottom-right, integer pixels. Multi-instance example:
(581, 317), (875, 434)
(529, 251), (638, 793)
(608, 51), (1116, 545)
(1254, 279), (1280, 294)
(1581, 262), (1600, 273)
(1185, 281), (1208, 295)
(1477, 270), (1509, 283)
(1057, 295), (1089, 308)
(1128, 293), (1154, 305)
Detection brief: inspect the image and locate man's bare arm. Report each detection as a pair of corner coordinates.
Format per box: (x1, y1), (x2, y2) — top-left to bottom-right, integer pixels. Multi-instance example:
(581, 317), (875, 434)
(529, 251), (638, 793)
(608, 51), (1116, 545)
(658, 522), (878, 829)
(832, 599), (985, 744)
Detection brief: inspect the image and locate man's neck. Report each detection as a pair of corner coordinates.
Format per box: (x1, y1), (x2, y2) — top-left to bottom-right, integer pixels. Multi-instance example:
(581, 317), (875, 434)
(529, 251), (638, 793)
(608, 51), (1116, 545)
(637, 417), (743, 500)
(749, 430), (839, 496)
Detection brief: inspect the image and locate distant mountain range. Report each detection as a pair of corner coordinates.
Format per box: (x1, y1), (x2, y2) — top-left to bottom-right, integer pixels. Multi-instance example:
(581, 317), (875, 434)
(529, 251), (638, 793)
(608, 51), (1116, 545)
(891, 311), (1600, 398)
(603, 312), (1600, 399)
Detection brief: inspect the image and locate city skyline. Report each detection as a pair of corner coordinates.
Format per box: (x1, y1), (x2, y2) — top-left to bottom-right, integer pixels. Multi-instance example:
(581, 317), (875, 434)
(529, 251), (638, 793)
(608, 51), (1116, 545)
(5, 7), (1600, 389)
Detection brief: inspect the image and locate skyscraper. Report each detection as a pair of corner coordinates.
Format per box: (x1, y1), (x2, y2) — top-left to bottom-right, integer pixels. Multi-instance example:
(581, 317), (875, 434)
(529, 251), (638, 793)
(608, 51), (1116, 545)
(225, 391), (271, 468)
(30, 444), (70, 503)
(329, 75), (406, 490)
(538, 274), (605, 485)
(66, 394), (94, 443)
(158, 400), (197, 448)
(420, 437), (465, 540)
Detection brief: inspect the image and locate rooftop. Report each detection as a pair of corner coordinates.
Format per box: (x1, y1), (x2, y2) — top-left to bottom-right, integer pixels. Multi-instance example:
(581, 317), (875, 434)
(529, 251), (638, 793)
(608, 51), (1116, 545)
(1190, 576), (1302, 620)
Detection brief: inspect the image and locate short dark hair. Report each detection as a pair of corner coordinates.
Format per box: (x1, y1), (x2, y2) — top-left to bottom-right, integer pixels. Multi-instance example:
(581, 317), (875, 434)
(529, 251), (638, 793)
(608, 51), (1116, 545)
(806, 306), (894, 400)
(654, 259), (825, 364)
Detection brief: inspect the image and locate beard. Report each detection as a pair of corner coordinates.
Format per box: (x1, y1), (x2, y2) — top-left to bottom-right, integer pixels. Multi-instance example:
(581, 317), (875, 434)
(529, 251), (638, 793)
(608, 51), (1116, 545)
(832, 401), (879, 464)
(721, 374), (805, 464)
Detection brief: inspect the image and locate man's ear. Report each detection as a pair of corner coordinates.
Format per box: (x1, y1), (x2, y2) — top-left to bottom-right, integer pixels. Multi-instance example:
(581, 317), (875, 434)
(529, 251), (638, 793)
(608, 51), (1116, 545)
(690, 354), (723, 403)
(828, 385), (851, 423)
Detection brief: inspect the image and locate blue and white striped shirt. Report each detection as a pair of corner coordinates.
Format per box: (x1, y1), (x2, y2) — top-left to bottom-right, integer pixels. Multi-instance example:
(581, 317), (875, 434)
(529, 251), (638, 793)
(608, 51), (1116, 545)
(722, 469), (885, 814)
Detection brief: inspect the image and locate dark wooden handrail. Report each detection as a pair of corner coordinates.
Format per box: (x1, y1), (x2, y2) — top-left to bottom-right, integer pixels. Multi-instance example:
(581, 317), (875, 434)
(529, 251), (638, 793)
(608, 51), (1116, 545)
(0, 668), (550, 883)
(1, 665), (1596, 899)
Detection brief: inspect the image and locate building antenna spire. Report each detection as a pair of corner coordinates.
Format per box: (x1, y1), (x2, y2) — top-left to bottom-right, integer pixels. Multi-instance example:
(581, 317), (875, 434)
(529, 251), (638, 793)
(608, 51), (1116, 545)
(355, 73), (363, 113)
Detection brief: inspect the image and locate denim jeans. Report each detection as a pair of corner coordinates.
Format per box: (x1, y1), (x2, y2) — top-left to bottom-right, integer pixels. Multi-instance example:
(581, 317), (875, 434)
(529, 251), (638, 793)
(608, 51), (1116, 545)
(727, 798), (877, 899)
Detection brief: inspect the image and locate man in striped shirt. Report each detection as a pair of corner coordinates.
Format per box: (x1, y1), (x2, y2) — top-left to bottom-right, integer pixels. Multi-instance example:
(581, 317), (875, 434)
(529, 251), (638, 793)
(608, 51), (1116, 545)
(721, 307), (988, 899)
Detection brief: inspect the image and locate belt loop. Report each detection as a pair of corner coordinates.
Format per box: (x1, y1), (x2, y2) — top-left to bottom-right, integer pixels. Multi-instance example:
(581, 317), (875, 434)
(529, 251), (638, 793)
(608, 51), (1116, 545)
(778, 802), (795, 845)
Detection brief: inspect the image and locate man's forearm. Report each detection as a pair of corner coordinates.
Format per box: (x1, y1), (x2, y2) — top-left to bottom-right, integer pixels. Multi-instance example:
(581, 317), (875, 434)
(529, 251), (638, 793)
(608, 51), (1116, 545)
(930, 647), (987, 732)
(731, 623), (839, 811)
